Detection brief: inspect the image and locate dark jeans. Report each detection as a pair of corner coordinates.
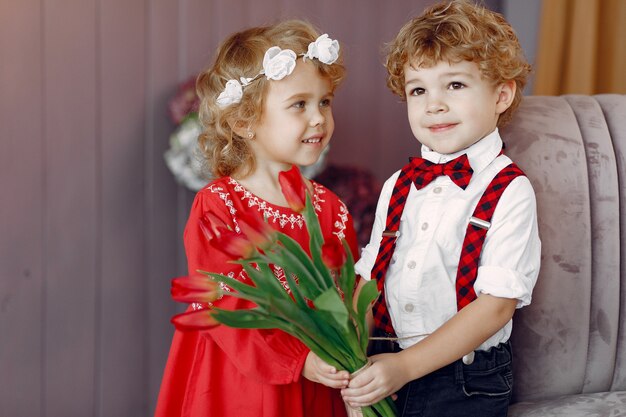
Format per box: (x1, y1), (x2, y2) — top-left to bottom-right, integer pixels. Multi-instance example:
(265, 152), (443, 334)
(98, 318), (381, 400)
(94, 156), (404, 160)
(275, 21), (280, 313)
(394, 342), (513, 417)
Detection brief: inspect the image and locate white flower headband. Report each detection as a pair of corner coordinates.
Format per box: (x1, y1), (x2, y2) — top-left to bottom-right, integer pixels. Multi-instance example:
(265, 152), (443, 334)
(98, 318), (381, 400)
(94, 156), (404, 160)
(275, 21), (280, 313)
(216, 34), (340, 108)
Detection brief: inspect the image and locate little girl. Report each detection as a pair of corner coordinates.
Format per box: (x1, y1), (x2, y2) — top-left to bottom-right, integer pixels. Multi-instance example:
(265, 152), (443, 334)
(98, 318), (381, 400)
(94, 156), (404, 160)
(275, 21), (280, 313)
(155, 20), (358, 417)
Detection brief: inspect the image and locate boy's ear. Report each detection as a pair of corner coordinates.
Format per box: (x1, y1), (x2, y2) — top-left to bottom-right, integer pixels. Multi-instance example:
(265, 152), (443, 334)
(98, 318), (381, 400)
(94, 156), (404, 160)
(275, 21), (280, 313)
(495, 80), (516, 115)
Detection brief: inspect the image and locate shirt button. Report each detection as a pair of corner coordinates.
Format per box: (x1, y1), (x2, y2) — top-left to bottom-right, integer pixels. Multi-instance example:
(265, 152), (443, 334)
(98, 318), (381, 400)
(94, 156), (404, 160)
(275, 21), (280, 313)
(421, 222), (429, 231)
(433, 187), (442, 194)
(407, 260), (416, 269)
(404, 303), (414, 312)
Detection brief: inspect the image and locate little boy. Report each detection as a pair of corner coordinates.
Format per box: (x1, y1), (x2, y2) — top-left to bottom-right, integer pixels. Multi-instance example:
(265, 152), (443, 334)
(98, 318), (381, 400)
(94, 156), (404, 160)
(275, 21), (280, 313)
(342, 1), (541, 416)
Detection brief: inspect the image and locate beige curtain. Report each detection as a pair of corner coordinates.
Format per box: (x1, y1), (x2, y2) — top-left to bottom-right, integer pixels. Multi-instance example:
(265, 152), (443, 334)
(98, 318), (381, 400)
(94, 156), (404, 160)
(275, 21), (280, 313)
(533, 0), (626, 95)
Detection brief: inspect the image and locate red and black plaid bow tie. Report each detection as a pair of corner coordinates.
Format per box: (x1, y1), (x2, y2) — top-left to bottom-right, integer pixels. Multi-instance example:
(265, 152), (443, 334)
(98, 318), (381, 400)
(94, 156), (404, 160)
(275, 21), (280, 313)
(410, 153), (474, 190)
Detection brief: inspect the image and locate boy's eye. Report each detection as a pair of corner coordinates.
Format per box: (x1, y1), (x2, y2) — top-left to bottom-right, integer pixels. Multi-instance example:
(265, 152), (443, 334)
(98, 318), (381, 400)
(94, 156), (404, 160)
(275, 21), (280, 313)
(449, 82), (466, 90)
(292, 100), (306, 109)
(409, 87), (425, 96)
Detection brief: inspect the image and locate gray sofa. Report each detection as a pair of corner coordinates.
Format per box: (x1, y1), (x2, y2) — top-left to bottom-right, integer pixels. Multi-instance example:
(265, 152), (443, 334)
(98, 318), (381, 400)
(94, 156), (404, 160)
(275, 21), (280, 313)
(500, 95), (626, 416)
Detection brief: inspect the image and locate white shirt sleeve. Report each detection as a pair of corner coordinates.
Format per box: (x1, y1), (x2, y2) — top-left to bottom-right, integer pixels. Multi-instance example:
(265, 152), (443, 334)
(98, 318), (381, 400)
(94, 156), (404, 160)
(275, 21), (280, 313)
(474, 176), (541, 308)
(354, 171), (400, 280)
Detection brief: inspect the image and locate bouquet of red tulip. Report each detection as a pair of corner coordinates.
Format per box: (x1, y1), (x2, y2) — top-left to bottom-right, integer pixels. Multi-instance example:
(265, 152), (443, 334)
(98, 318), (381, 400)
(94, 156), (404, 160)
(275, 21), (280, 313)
(170, 166), (396, 417)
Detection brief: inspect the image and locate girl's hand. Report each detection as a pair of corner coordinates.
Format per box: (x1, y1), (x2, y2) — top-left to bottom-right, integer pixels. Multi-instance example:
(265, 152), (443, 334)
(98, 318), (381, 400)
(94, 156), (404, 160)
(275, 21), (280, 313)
(302, 351), (350, 389)
(341, 353), (408, 407)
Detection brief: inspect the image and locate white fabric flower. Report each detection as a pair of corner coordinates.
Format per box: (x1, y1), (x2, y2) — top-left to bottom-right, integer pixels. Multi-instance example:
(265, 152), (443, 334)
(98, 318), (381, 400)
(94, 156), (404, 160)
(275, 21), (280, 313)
(262, 47), (297, 80)
(164, 115), (209, 191)
(215, 36), (339, 107)
(216, 79), (243, 108)
(304, 34), (339, 65)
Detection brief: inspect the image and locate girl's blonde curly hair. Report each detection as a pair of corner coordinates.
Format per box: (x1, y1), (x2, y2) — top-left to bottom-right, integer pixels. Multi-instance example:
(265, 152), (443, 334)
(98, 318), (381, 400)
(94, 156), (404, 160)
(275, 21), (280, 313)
(385, 0), (531, 126)
(196, 20), (345, 178)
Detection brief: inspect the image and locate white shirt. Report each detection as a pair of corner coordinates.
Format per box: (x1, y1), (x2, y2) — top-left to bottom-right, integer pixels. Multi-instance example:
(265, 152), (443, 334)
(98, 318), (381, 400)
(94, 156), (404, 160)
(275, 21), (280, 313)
(355, 129), (541, 350)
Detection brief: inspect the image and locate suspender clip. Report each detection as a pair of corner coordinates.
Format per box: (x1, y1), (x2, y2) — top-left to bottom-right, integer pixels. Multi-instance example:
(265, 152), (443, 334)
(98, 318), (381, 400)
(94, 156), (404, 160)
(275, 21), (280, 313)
(382, 230), (400, 239)
(469, 217), (491, 230)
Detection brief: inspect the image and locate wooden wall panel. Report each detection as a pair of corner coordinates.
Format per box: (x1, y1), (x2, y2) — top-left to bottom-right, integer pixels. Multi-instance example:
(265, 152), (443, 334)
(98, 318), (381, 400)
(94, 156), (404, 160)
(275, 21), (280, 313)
(247, 0), (282, 26)
(0, 2), (44, 416)
(182, 0), (215, 76)
(98, 0), (146, 415)
(43, 0), (98, 415)
(375, 3), (427, 179)
(145, 1), (181, 414)
(175, 0), (214, 277)
(321, 0), (390, 175)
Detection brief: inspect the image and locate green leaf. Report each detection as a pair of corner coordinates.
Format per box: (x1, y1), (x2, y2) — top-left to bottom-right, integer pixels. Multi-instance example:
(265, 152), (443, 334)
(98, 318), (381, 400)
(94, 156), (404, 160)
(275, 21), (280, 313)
(280, 267), (309, 309)
(273, 234), (325, 298)
(314, 288), (349, 332)
(265, 296), (349, 365)
(242, 262), (290, 300)
(338, 239), (356, 311)
(356, 279), (380, 353)
(371, 397), (398, 417)
(302, 194), (335, 291)
(284, 322), (344, 371)
(204, 272), (266, 303)
(211, 308), (278, 329)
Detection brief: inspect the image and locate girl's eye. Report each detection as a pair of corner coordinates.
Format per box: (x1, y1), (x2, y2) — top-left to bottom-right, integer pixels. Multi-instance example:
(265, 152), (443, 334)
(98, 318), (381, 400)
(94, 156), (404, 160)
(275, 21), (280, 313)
(292, 101), (306, 109)
(449, 82), (465, 90)
(320, 98), (331, 107)
(409, 87), (425, 96)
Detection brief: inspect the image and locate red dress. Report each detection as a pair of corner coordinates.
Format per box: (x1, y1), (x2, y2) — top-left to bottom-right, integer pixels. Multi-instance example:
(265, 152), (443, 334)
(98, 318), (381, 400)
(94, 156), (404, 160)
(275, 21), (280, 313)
(155, 177), (357, 417)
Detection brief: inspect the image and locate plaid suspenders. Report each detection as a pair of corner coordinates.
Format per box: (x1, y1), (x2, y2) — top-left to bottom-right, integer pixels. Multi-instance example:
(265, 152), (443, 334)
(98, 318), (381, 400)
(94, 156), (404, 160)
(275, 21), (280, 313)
(455, 163), (525, 308)
(370, 163), (415, 337)
(371, 161), (525, 336)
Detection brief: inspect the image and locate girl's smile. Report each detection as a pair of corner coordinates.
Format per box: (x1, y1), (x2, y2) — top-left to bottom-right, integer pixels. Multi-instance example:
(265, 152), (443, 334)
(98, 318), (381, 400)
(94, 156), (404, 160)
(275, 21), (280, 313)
(250, 60), (335, 171)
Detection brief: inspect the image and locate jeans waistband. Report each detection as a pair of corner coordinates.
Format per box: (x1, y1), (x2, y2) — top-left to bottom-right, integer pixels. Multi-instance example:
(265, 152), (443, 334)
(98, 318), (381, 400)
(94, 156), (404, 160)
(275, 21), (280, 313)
(423, 341), (512, 377)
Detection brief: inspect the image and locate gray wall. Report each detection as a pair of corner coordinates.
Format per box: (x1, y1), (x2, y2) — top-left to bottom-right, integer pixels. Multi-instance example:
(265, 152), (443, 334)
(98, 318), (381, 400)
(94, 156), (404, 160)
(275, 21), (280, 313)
(502, 0), (543, 93)
(1, 1), (540, 416)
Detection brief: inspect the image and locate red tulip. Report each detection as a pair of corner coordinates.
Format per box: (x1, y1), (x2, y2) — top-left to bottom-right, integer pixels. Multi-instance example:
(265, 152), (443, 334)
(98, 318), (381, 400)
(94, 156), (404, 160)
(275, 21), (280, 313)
(237, 211), (275, 249)
(199, 211), (225, 241)
(171, 308), (219, 331)
(198, 211), (256, 259)
(217, 225), (256, 259)
(321, 238), (347, 270)
(171, 275), (220, 304)
(278, 165), (307, 213)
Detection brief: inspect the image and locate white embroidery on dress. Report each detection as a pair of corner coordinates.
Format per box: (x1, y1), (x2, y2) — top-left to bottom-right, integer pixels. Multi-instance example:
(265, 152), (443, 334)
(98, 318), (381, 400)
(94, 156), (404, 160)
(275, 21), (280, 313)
(206, 184), (241, 233)
(272, 265), (290, 292)
(333, 201), (349, 240)
(312, 182), (325, 212)
(226, 177), (326, 230)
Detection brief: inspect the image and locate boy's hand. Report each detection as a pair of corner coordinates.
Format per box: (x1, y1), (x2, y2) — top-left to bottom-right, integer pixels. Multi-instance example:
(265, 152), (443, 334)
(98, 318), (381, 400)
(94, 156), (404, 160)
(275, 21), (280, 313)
(341, 353), (408, 407)
(345, 404), (364, 417)
(302, 351), (350, 389)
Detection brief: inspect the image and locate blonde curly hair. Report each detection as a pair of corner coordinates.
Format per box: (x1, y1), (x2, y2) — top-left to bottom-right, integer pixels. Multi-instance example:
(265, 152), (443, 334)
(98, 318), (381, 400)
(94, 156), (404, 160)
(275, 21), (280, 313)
(385, 0), (531, 126)
(196, 20), (345, 178)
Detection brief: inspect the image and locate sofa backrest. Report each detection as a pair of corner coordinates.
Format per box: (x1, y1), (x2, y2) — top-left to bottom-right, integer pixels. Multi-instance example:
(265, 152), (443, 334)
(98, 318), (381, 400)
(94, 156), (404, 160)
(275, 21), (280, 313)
(501, 94), (626, 402)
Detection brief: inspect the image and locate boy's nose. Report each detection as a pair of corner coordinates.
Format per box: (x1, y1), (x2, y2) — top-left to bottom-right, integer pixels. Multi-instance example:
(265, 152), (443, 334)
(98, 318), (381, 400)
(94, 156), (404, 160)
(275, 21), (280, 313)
(426, 99), (448, 114)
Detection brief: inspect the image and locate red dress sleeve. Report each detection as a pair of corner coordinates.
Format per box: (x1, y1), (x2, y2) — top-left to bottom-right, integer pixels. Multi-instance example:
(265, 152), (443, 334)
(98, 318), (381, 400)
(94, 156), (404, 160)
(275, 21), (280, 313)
(184, 190), (310, 385)
(323, 189), (361, 285)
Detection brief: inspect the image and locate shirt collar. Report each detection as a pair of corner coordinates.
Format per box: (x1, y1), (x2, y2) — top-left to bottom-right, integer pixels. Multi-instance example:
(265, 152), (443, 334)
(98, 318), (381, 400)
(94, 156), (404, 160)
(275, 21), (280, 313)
(420, 128), (503, 174)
